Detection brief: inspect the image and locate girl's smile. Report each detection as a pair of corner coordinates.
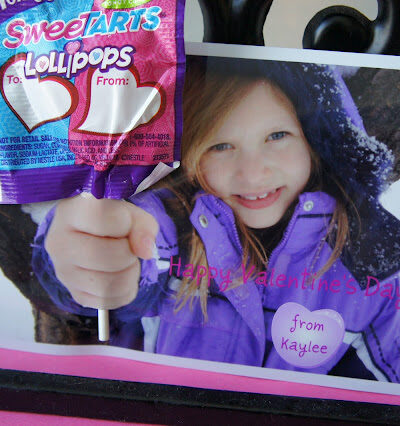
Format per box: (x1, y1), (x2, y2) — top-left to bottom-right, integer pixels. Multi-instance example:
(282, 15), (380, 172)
(200, 81), (312, 229)
(234, 187), (283, 209)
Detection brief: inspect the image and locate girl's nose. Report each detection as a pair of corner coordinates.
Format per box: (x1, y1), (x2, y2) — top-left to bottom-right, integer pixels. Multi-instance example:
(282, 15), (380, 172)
(235, 151), (273, 184)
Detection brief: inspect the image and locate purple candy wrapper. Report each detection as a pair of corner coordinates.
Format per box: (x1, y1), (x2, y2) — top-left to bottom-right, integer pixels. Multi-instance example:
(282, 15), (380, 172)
(0, 0), (185, 203)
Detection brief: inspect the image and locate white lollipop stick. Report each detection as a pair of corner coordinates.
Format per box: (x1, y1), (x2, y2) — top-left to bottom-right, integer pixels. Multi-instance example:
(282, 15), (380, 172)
(79, 192), (110, 342)
(98, 309), (109, 341)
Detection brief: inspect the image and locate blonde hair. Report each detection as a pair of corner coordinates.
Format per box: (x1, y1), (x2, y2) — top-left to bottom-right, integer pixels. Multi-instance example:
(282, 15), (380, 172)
(163, 60), (352, 320)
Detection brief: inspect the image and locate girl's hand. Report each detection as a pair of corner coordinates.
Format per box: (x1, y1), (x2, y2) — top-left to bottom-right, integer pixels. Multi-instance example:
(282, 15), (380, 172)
(45, 194), (159, 310)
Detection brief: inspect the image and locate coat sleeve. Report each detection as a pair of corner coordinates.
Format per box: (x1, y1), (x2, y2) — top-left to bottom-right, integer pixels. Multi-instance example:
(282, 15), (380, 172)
(31, 190), (179, 323)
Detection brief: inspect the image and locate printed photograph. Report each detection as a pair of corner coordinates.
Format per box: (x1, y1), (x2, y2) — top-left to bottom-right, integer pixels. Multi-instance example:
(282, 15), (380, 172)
(1, 48), (400, 388)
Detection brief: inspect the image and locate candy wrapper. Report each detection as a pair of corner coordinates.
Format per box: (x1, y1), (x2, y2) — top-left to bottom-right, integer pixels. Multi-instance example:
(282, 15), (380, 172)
(0, 0), (185, 202)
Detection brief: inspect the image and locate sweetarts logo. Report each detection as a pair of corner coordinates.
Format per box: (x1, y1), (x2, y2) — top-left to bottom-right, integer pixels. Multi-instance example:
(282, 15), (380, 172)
(3, 7), (162, 49)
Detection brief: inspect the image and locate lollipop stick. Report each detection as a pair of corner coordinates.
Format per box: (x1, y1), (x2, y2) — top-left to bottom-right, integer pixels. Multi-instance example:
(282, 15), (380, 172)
(98, 309), (109, 341)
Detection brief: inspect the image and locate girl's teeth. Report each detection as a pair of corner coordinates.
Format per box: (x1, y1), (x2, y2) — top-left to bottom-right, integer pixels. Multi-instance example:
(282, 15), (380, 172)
(242, 192), (271, 200)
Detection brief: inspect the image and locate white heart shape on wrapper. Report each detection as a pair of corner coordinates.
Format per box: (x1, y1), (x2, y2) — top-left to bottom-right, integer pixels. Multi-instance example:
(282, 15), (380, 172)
(271, 302), (345, 368)
(76, 66), (163, 135)
(0, 54), (78, 132)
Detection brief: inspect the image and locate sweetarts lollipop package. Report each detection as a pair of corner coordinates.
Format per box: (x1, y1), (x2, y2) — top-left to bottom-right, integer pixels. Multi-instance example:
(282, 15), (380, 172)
(0, 0), (185, 202)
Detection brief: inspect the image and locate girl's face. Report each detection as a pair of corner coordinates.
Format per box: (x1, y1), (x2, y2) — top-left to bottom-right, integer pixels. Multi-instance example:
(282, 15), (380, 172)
(200, 82), (311, 229)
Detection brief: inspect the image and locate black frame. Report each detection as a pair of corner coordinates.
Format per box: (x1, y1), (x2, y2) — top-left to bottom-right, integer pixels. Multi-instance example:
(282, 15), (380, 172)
(1, 369), (400, 424)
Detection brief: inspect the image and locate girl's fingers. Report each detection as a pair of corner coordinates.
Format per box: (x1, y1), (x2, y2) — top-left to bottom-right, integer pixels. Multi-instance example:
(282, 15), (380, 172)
(45, 194), (159, 310)
(126, 202), (159, 259)
(48, 231), (137, 273)
(58, 194), (134, 238)
(56, 260), (141, 300)
(55, 194), (159, 260)
(69, 282), (139, 310)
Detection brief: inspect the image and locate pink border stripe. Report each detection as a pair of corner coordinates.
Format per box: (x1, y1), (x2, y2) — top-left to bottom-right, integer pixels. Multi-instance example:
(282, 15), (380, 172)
(0, 411), (129, 425)
(1, 348), (400, 405)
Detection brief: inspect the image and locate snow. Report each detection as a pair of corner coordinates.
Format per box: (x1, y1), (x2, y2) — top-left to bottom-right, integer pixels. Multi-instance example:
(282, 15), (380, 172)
(380, 180), (400, 220)
(22, 200), (58, 224)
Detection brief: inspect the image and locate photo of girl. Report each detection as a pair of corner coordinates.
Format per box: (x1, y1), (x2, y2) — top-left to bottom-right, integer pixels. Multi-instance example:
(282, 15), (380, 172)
(32, 53), (400, 383)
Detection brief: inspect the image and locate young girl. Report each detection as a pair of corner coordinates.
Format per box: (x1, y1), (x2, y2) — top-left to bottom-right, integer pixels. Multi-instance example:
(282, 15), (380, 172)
(33, 56), (400, 381)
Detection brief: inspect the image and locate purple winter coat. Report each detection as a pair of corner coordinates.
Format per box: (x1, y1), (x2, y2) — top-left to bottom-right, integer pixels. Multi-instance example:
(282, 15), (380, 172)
(32, 188), (400, 382)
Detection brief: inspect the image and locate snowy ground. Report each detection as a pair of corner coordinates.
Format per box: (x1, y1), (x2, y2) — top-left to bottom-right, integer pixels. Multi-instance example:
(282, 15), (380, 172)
(381, 180), (400, 220)
(0, 269), (34, 343)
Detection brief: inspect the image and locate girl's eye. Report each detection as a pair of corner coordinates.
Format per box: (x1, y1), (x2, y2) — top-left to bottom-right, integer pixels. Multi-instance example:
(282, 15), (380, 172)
(209, 143), (233, 152)
(267, 131), (288, 141)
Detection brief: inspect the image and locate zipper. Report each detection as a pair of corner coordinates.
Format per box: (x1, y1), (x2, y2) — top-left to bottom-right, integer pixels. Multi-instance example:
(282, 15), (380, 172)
(256, 202), (303, 304)
(267, 201), (303, 271)
(214, 197), (242, 253)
